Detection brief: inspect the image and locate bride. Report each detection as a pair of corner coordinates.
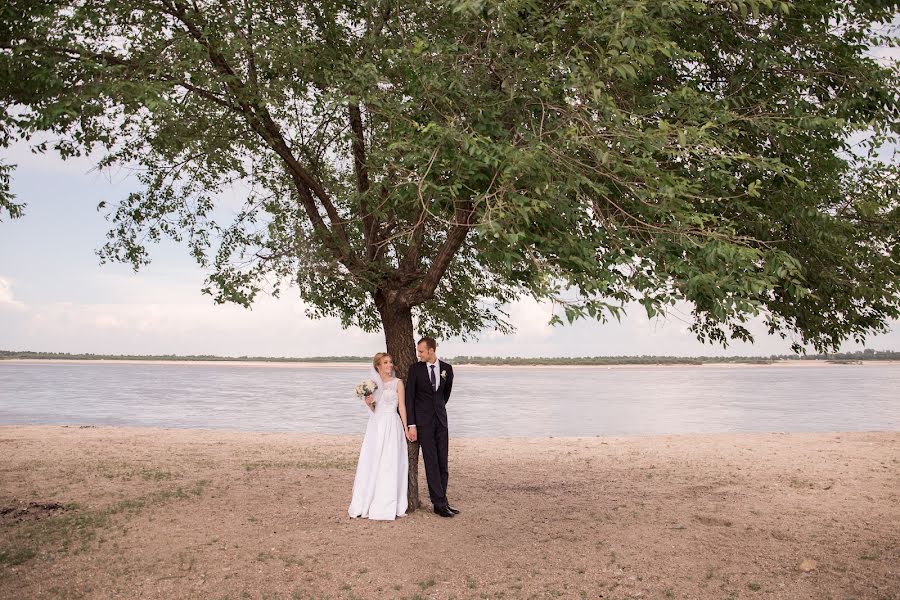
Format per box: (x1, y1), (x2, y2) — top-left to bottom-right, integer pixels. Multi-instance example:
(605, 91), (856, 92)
(348, 352), (409, 520)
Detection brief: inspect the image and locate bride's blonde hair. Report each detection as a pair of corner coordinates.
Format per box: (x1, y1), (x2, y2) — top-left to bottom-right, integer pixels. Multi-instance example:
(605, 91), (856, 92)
(373, 352), (391, 371)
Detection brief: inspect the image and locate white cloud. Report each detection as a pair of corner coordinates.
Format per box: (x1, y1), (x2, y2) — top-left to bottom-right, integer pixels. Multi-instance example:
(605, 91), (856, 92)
(1, 279), (897, 357)
(480, 297), (555, 342)
(93, 314), (126, 330)
(440, 297), (899, 358)
(0, 277), (25, 310)
(6, 136), (257, 214)
(1, 287), (385, 356)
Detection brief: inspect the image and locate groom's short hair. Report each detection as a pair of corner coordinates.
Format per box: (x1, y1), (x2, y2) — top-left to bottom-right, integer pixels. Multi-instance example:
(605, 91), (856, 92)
(418, 336), (437, 351)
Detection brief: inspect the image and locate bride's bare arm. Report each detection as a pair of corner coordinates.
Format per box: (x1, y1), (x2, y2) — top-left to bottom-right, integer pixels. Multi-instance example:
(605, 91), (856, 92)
(397, 380), (408, 428)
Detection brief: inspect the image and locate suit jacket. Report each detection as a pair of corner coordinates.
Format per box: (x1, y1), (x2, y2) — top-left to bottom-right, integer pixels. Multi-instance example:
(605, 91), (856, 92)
(405, 360), (454, 429)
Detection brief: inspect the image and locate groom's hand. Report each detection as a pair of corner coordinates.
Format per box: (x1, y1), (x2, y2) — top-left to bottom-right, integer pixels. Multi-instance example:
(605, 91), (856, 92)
(407, 427), (417, 442)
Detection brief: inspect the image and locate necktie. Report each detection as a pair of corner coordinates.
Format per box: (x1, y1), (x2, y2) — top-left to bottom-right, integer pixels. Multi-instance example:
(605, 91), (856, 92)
(430, 364), (437, 390)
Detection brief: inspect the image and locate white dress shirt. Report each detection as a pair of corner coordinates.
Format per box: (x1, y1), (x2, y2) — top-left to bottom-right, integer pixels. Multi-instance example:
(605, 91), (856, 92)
(427, 358), (440, 390)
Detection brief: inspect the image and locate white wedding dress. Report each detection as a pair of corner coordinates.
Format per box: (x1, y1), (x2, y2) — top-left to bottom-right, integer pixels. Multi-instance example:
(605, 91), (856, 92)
(348, 376), (408, 520)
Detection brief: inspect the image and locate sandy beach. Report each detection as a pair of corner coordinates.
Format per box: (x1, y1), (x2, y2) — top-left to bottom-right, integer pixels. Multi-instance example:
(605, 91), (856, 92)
(1, 426), (897, 600)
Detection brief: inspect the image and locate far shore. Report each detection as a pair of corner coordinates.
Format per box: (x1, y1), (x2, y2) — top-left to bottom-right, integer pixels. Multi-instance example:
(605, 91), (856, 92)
(1, 426), (897, 599)
(3, 358), (899, 369)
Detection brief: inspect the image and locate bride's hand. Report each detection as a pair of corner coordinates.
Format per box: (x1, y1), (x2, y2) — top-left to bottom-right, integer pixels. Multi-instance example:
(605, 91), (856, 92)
(365, 394), (375, 408)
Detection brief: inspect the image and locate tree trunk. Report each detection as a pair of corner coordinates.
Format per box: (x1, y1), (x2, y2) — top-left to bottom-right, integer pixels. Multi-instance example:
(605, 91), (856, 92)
(377, 300), (418, 379)
(376, 295), (421, 512)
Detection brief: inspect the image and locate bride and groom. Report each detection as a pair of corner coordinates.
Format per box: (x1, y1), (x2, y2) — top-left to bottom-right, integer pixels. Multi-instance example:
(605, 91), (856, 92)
(348, 337), (459, 520)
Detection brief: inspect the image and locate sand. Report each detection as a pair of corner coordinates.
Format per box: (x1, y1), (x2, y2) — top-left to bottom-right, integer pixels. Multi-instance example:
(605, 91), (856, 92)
(0, 426), (897, 600)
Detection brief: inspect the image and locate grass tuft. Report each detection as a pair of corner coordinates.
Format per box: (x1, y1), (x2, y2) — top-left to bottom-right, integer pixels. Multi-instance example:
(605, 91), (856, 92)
(418, 578), (436, 590)
(0, 547), (36, 566)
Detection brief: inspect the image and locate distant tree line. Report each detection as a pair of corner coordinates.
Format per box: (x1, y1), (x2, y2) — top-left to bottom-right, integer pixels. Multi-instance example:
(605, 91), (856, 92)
(776, 348), (900, 363)
(3, 349), (898, 365)
(453, 349), (900, 365)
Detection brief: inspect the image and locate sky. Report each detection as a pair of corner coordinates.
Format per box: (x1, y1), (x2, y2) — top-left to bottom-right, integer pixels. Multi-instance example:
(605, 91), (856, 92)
(2, 138), (898, 360)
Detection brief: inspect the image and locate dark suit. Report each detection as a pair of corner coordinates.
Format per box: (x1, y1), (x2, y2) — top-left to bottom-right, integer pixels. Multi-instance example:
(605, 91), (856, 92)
(405, 359), (454, 508)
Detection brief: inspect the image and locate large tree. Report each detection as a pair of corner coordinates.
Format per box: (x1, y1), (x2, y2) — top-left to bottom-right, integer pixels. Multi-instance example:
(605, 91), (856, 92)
(2, 0), (899, 367)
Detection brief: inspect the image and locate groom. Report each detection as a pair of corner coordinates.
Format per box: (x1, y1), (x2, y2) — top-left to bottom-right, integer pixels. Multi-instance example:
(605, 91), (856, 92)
(405, 337), (459, 518)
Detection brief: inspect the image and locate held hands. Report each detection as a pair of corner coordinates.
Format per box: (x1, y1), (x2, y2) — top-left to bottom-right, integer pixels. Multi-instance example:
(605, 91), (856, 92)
(406, 427), (417, 443)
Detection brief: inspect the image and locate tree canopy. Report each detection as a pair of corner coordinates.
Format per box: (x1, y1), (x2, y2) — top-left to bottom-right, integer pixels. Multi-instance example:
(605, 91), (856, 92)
(2, 0), (899, 362)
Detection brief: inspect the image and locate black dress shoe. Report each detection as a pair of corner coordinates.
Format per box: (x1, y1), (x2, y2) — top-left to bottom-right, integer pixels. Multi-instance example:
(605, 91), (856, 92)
(433, 506), (454, 518)
(447, 505), (460, 514)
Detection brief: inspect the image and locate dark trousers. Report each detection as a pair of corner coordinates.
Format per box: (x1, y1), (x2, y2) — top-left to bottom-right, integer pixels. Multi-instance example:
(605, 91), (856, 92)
(418, 419), (449, 508)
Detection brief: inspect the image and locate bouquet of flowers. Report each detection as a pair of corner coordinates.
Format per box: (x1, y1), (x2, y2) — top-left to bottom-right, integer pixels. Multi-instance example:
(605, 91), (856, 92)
(355, 379), (378, 409)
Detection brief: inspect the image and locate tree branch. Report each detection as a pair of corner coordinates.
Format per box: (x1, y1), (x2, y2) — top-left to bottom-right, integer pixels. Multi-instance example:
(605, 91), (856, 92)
(397, 204), (427, 277)
(10, 38), (240, 113)
(349, 2), (395, 262)
(241, 0), (258, 87)
(163, 0), (360, 269)
(348, 102), (378, 259)
(406, 201), (476, 304)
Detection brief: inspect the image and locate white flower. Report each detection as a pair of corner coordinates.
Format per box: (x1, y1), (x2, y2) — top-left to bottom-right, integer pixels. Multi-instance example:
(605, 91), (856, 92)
(354, 379), (378, 400)
(440, 370), (447, 380)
